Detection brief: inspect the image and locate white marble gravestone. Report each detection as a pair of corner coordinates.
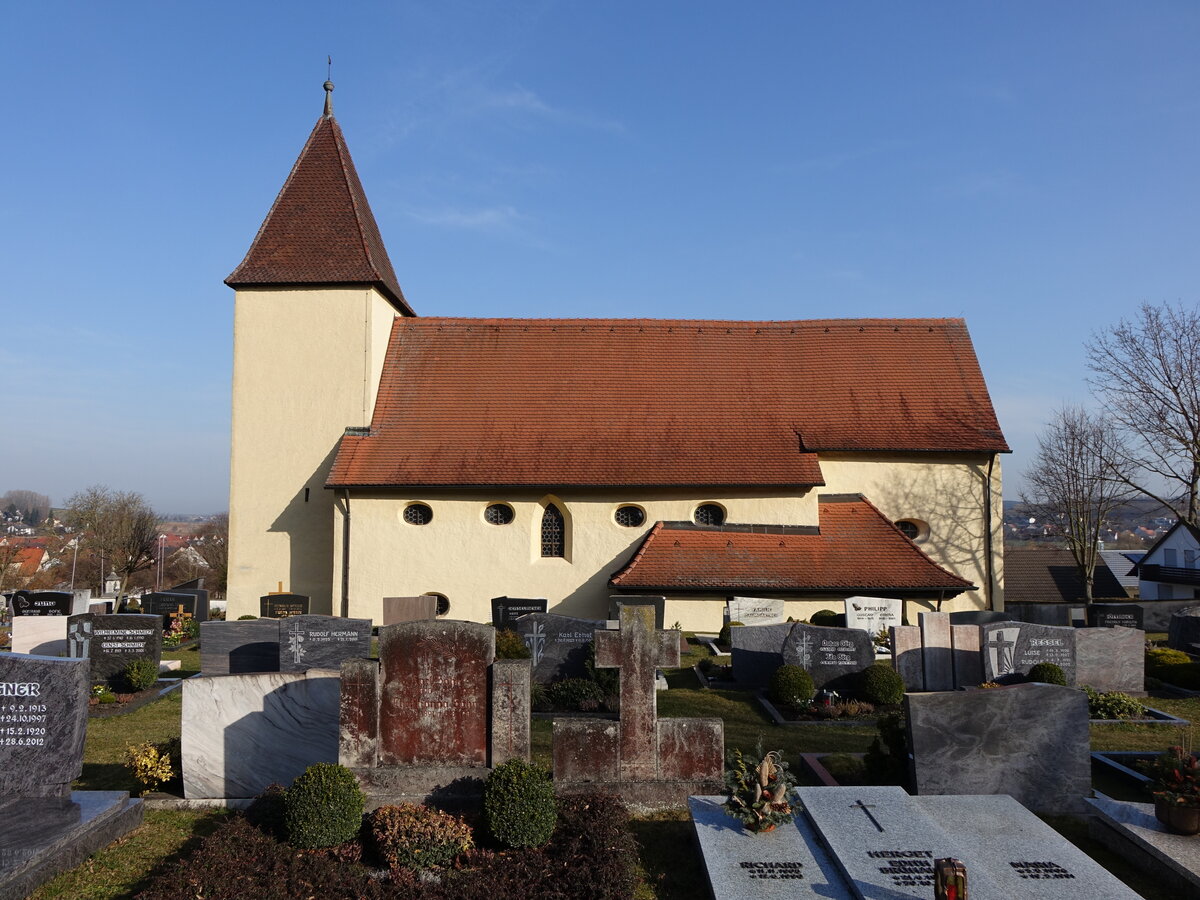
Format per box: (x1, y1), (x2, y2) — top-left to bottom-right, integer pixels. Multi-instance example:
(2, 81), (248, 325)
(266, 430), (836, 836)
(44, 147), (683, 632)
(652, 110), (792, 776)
(727, 597), (786, 626)
(843, 596), (901, 642)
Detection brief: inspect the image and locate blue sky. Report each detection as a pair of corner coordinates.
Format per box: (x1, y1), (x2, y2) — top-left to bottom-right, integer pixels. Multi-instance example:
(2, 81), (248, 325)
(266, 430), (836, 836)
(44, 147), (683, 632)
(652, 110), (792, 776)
(4, 2), (1199, 514)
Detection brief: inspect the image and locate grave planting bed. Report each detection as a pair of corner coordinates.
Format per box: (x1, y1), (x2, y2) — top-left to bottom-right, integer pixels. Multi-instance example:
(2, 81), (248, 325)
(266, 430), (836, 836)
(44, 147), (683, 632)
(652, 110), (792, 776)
(87, 679), (183, 718)
(754, 690), (890, 726)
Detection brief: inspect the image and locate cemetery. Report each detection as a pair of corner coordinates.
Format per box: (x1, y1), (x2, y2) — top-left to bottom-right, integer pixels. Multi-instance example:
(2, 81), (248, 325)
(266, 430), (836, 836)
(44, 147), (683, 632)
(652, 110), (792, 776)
(3, 592), (1200, 900)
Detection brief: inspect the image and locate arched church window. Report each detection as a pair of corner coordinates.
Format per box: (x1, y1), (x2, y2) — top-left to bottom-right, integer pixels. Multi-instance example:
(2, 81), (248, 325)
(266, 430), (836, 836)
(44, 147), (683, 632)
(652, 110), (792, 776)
(694, 503), (725, 526)
(541, 503), (565, 557)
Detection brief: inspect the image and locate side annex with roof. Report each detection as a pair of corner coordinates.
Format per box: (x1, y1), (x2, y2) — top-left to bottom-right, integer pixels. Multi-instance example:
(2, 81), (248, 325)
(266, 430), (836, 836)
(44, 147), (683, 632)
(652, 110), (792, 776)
(223, 87), (1009, 629)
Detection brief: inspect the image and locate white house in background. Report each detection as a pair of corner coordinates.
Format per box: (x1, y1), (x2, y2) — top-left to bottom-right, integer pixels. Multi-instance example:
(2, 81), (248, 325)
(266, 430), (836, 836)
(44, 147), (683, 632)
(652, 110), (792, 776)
(1132, 521), (1200, 601)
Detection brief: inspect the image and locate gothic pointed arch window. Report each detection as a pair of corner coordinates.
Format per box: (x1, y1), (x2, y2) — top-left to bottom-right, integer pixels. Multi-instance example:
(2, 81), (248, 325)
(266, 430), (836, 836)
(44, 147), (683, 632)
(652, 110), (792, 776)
(541, 503), (566, 558)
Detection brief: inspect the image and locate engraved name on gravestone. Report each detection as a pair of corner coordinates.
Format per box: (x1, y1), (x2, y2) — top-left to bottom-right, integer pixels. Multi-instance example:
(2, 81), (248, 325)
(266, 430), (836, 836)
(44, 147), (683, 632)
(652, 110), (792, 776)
(161, 582), (209, 623)
(9, 591), (76, 617)
(141, 592), (196, 625)
(0, 653), (89, 799)
(512, 613), (604, 683)
(490, 596), (548, 628)
(843, 596), (902, 641)
(66, 614), (162, 684)
(278, 615), (371, 673)
(781, 622), (875, 689)
(1087, 604), (1144, 630)
(981, 621), (1077, 684)
(259, 593), (309, 619)
(727, 596), (786, 626)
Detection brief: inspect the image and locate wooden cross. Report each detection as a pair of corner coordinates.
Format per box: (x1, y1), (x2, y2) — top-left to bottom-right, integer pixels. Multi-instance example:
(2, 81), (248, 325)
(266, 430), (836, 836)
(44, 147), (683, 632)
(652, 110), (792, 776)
(172, 603), (193, 622)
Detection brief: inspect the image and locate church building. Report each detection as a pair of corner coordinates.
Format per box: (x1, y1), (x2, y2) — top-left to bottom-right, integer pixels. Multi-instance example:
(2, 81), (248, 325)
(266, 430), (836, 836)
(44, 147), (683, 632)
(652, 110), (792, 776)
(223, 84), (1009, 628)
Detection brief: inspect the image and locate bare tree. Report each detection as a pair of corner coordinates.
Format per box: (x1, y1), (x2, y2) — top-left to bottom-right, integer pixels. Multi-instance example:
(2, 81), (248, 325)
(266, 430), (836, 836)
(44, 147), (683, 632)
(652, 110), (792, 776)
(196, 513), (228, 595)
(1, 490), (51, 527)
(65, 486), (160, 599)
(1021, 406), (1135, 602)
(0, 541), (25, 593)
(1086, 302), (1200, 526)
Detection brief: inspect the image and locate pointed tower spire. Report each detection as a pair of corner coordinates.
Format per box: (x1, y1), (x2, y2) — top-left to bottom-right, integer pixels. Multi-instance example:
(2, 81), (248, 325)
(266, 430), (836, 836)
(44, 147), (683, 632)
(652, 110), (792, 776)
(324, 56), (334, 118)
(225, 81), (414, 316)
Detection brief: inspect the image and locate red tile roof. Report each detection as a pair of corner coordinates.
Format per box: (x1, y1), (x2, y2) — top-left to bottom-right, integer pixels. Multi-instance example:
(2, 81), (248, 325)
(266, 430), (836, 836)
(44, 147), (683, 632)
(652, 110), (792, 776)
(225, 114), (414, 316)
(11, 547), (45, 579)
(327, 317), (1007, 487)
(608, 495), (975, 594)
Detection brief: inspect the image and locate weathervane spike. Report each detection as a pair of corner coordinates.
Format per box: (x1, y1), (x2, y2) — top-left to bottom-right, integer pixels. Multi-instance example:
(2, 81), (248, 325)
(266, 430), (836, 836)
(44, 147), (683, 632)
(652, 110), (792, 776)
(323, 57), (334, 118)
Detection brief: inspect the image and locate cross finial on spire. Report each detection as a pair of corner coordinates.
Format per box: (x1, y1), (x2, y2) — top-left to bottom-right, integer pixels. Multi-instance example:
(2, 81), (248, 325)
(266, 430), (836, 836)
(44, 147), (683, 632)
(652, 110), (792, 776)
(323, 56), (334, 118)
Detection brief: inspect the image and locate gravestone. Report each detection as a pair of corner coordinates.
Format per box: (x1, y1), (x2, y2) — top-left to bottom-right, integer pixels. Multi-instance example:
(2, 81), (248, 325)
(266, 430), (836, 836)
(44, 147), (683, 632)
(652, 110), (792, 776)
(1088, 604), (1144, 630)
(1075, 627), (1144, 693)
(919, 612), (953, 691)
(511, 613), (603, 682)
(11, 617), (69, 656)
(890, 625), (923, 691)
(947, 609), (1012, 626)
(729, 622), (794, 687)
(163, 579), (210, 622)
(259, 593), (309, 618)
(199, 620), (280, 675)
(66, 614), (161, 685)
(491, 659), (531, 767)
(382, 595), (437, 625)
(278, 615), (371, 673)
(141, 591), (196, 626)
(1167, 606), (1200, 651)
(554, 606), (722, 808)
(182, 669), (339, 798)
(843, 596), (902, 641)
(727, 596), (786, 626)
(609, 595), (666, 630)
(0, 653), (144, 898)
(9, 591), (77, 617)
(781, 623), (876, 690)
(906, 683), (1090, 814)
(950, 624), (982, 688)
(981, 621), (1076, 684)
(490, 596), (548, 628)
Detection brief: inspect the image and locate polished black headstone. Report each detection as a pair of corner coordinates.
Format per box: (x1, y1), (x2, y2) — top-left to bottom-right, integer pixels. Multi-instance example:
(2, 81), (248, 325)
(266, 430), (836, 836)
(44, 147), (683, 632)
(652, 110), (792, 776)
(511, 613), (604, 682)
(278, 615), (371, 673)
(1087, 603), (1144, 630)
(729, 622), (794, 686)
(141, 591), (196, 625)
(981, 621), (1077, 683)
(0, 653), (89, 799)
(259, 593), (309, 618)
(164, 580), (210, 622)
(199, 620), (281, 675)
(490, 596), (548, 628)
(9, 591), (74, 617)
(66, 614), (162, 685)
(781, 622), (876, 690)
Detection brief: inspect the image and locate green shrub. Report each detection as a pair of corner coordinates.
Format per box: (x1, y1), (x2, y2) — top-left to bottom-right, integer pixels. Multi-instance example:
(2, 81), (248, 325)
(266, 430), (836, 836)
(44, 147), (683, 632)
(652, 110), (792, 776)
(367, 803), (473, 871)
(584, 641), (620, 697)
(1157, 662), (1200, 689)
(1084, 686), (1145, 720)
(809, 609), (840, 627)
(237, 614), (257, 620)
(119, 657), (160, 692)
(821, 753), (867, 785)
(854, 664), (905, 705)
(484, 758), (557, 848)
(495, 628), (532, 659)
(717, 620), (744, 646)
(1025, 662), (1067, 686)
(547, 677), (606, 711)
(283, 763), (365, 849)
(1146, 647), (1191, 676)
(769, 664), (814, 708)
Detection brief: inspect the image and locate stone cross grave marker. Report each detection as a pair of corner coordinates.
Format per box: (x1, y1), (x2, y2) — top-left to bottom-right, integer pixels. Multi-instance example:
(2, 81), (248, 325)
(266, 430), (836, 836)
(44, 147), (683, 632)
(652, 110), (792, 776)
(66, 614), (162, 685)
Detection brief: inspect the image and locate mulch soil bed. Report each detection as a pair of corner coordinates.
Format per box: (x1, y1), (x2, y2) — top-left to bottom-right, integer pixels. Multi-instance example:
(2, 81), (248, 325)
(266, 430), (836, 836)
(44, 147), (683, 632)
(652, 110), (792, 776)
(88, 680), (182, 718)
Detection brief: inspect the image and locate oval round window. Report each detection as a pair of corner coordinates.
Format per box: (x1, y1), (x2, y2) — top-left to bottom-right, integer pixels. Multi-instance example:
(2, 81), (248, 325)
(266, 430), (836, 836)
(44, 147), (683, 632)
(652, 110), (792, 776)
(694, 503), (726, 526)
(484, 503), (515, 525)
(615, 505), (646, 527)
(895, 519), (928, 542)
(425, 593), (450, 616)
(403, 503), (433, 525)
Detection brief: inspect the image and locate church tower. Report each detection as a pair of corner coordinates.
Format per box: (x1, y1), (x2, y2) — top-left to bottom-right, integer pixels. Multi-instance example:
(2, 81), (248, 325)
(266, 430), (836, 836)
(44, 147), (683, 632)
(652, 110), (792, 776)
(224, 81), (414, 617)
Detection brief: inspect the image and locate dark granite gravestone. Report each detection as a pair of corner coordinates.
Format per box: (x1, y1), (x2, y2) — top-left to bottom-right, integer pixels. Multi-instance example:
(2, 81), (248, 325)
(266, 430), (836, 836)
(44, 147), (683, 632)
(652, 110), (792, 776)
(511, 613), (604, 682)
(1168, 606), (1200, 652)
(906, 683), (1090, 814)
(9, 591), (75, 617)
(781, 622), (876, 690)
(66, 614), (161, 685)
(163, 579), (209, 622)
(947, 610), (1013, 626)
(1075, 627), (1144, 693)
(490, 596), (548, 628)
(141, 591), (196, 626)
(728, 622), (794, 687)
(981, 621), (1076, 684)
(278, 615), (371, 673)
(199, 620), (281, 676)
(609, 595), (666, 630)
(259, 593), (309, 618)
(1088, 604), (1144, 630)
(381, 595), (437, 625)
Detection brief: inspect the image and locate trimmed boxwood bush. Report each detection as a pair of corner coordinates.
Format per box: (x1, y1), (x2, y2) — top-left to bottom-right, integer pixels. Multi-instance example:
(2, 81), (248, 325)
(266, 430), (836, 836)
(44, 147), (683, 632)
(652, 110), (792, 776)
(854, 664), (905, 705)
(717, 620), (744, 646)
(237, 614), (258, 620)
(367, 803), (473, 870)
(809, 609), (840, 627)
(120, 656), (160, 692)
(769, 664), (815, 708)
(1026, 662), (1067, 686)
(484, 758), (557, 848)
(1146, 647), (1191, 677)
(283, 763), (365, 849)
(495, 628), (532, 659)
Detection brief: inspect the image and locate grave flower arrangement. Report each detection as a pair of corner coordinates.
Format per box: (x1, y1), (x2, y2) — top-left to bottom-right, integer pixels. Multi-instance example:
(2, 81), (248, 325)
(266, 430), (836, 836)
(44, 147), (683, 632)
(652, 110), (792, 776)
(722, 741), (797, 833)
(1140, 745), (1200, 835)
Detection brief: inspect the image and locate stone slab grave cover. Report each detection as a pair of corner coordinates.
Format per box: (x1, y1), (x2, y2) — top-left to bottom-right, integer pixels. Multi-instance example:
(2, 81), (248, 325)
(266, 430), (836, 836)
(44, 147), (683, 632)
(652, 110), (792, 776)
(843, 596), (901, 643)
(792, 785), (1139, 899)
(1087, 796), (1200, 896)
(781, 622), (875, 690)
(553, 606), (722, 808)
(609, 595), (666, 630)
(9, 591), (81, 617)
(199, 620), (280, 675)
(382, 595), (437, 625)
(512, 613), (604, 683)
(0, 653), (144, 900)
(906, 682), (1090, 814)
(729, 622), (794, 687)
(1075, 626), (1144, 693)
(66, 614), (161, 685)
(259, 592), (309, 618)
(182, 669), (339, 799)
(490, 596), (548, 628)
(727, 596), (786, 626)
(10, 617), (69, 656)
(1167, 605), (1200, 651)
(981, 621), (1076, 684)
(279, 615), (371, 673)
(1089, 603), (1144, 630)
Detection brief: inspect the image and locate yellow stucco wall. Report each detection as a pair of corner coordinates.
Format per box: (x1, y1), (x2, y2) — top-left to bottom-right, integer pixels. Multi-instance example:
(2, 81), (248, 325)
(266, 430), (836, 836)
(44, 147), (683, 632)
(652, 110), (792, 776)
(226, 286), (399, 618)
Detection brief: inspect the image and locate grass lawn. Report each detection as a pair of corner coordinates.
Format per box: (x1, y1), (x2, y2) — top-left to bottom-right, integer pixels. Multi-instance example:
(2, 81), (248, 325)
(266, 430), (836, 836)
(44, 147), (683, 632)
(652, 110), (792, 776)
(35, 650), (1200, 900)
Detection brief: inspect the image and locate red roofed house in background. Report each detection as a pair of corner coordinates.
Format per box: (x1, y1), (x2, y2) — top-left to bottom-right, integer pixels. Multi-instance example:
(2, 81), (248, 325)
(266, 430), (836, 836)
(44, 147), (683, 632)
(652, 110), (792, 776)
(223, 84), (1009, 628)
